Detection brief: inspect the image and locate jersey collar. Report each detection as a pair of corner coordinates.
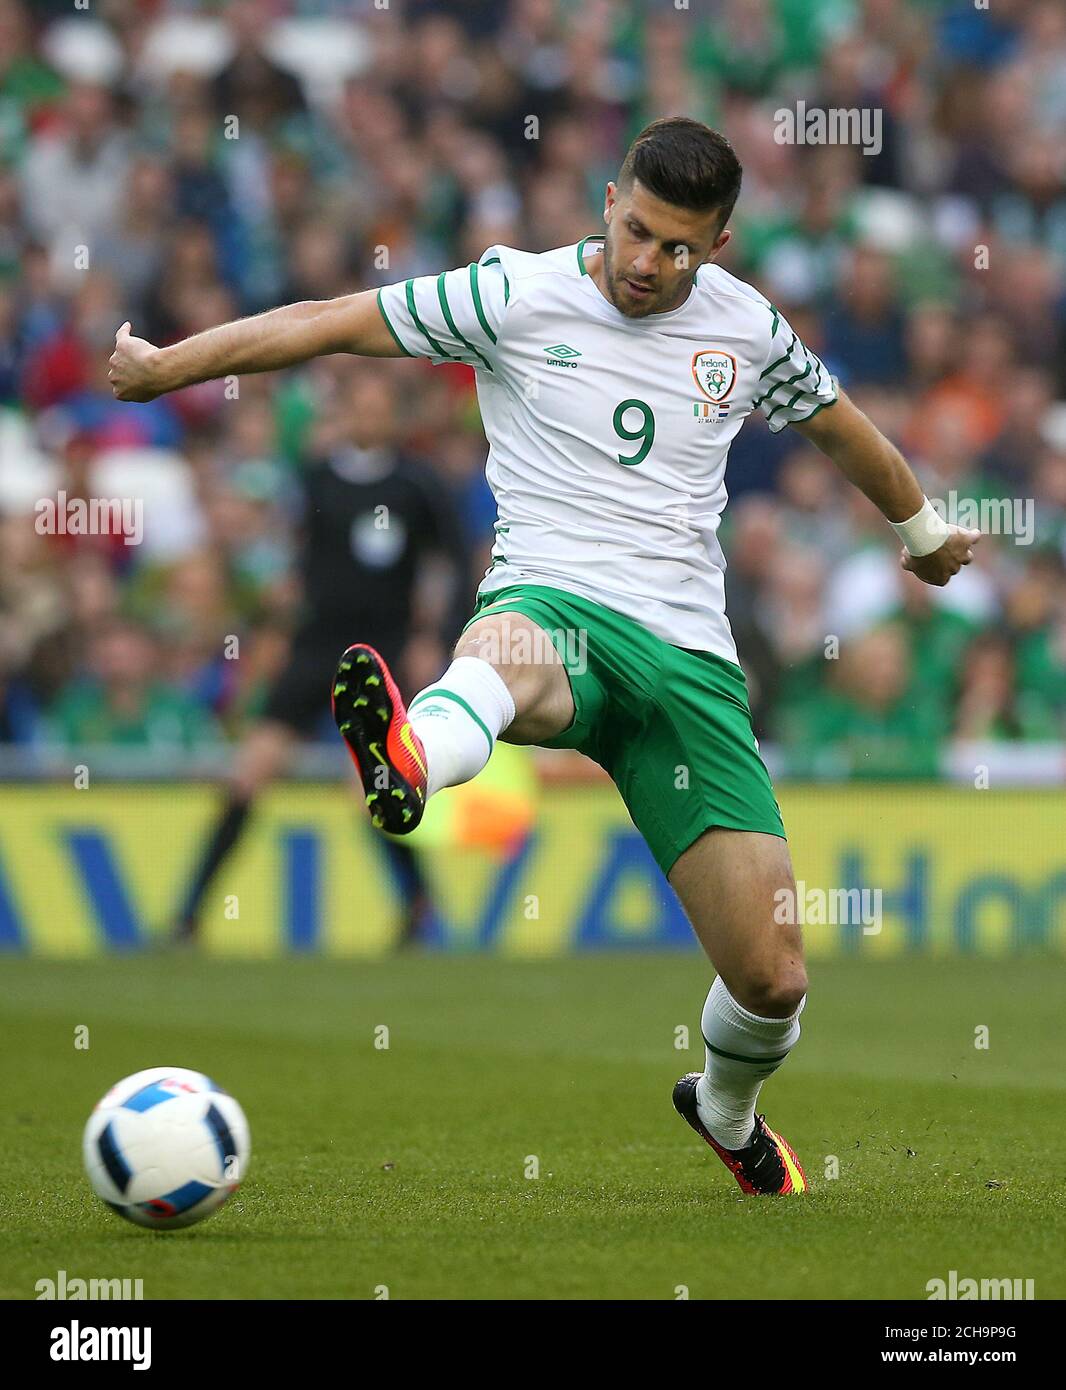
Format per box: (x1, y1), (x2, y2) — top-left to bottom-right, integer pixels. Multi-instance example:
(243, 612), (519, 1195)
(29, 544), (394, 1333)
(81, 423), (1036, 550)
(575, 234), (606, 274)
(575, 234), (701, 325)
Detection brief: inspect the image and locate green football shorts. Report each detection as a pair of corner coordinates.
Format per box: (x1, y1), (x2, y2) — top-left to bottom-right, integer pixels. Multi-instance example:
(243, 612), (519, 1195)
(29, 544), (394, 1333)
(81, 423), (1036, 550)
(462, 582), (785, 877)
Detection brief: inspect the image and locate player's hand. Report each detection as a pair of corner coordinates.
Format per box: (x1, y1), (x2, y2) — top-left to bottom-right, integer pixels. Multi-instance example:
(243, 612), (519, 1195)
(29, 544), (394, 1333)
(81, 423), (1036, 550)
(108, 322), (162, 402)
(900, 526), (980, 587)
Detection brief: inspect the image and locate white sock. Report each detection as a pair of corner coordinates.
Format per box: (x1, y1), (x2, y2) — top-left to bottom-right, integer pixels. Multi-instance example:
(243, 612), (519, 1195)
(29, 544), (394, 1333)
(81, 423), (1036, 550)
(695, 976), (804, 1151)
(407, 657), (516, 799)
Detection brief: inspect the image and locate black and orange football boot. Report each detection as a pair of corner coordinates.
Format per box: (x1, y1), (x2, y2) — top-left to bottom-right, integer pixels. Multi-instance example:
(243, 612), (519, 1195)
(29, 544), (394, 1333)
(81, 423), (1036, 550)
(331, 644), (428, 835)
(672, 1073), (807, 1195)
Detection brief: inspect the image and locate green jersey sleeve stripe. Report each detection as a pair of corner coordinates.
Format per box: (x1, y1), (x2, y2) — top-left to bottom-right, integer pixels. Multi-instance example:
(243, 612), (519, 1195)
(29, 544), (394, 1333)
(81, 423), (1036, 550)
(759, 332), (798, 380)
(437, 273), (493, 372)
(480, 256), (511, 304)
(468, 263), (497, 345)
(765, 380), (820, 425)
(753, 360), (809, 410)
(405, 279), (456, 360)
(376, 289), (415, 357)
(753, 360), (812, 410)
(789, 389), (839, 425)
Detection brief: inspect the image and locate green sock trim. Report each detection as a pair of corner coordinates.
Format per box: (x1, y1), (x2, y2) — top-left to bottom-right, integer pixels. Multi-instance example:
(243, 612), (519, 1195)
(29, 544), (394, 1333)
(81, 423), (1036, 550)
(703, 1037), (792, 1066)
(409, 688), (494, 758)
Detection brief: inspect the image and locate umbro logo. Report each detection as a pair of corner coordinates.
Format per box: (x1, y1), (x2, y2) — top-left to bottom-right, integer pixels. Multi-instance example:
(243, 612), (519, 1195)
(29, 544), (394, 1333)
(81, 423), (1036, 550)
(543, 344), (581, 369)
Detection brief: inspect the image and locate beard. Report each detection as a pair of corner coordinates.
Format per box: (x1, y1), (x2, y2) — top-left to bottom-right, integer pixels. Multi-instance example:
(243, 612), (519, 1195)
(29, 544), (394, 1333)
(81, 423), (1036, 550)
(603, 260), (660, 317)
(601, 229), (690, 318)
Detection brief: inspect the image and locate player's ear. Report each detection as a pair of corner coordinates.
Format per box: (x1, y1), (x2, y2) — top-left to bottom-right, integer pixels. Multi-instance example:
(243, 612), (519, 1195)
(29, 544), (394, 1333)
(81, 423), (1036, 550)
(705, 228), (732, 261)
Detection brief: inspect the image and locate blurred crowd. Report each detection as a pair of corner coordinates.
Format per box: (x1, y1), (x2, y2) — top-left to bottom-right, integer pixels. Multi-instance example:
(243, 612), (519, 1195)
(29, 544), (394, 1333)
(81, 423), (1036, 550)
(2, 0), (1066, 775)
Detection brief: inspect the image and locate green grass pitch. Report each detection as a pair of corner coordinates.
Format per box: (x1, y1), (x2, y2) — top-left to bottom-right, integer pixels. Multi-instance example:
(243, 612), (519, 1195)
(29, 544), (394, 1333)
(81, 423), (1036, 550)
(1, 953), (1063, 1300)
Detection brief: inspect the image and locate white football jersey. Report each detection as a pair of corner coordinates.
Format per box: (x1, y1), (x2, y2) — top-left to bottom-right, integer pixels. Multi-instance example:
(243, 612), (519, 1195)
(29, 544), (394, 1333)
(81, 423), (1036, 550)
(377, 236), (837, 663)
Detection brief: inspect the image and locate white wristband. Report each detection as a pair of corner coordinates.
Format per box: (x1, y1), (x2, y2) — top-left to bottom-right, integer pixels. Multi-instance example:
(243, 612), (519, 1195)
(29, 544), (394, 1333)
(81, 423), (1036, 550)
(889, 496), (950, 557)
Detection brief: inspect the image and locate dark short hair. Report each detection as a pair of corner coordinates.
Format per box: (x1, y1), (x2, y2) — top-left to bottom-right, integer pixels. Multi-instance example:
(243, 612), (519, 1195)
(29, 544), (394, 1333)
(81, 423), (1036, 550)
(617, 117), (743, 232)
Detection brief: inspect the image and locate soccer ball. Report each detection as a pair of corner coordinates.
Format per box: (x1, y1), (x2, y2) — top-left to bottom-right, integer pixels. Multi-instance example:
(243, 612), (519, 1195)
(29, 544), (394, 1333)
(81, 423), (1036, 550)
(82, 1066), (251, 1230)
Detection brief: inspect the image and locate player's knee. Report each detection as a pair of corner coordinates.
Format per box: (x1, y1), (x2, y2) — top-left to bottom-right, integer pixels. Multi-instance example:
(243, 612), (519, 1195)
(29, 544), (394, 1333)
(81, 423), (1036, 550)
(740, 964), (808, 1019)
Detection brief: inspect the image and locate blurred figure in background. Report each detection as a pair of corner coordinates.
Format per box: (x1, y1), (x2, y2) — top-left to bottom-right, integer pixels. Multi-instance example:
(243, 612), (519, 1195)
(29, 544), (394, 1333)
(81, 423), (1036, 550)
(779, 624), (942, 779)
(171, 363), (468, 947)
(0, 0), (1064, 794)
(48, 617), (217, 750)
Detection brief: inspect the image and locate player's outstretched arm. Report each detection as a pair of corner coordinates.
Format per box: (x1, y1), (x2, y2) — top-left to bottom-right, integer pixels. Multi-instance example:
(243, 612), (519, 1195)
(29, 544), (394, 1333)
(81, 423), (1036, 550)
(790, 389), (980, 586)
(108, 290), (405, 403)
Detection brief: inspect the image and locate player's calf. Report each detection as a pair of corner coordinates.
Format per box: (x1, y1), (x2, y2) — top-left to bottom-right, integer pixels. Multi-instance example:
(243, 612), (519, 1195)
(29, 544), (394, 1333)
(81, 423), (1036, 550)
(669, 828), (809, 1182)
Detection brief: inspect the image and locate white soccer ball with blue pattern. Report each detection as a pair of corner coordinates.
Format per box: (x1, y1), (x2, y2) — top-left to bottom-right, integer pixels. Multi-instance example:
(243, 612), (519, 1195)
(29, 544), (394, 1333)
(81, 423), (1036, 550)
(83, 1067), (251, 1230)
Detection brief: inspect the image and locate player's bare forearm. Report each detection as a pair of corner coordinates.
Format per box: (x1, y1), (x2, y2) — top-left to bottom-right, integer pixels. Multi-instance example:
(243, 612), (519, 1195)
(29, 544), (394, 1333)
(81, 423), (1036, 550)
(109, 290), (402, 402)
(790, 389), (979, 585)
(789, 390), (922, 523)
